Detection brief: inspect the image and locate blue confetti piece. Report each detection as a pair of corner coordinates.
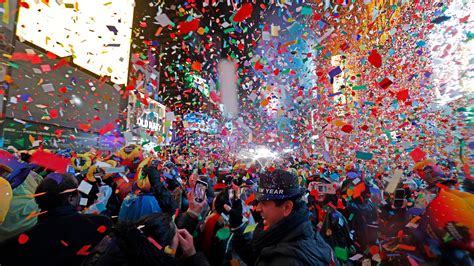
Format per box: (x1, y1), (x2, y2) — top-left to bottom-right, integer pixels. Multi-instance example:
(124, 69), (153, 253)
(328, 66), (342, 79)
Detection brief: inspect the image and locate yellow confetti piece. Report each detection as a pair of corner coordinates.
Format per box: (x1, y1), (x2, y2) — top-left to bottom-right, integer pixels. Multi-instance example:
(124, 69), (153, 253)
(333, 120), (345, 127)
(197, 27), (205, 35)
(3, 75), (13, 83)
(28, 135), (35, 145)
(347, 188), (353, 197)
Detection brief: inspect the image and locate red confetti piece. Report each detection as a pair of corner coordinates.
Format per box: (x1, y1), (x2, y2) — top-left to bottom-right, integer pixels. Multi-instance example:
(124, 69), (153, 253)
(341, 124), (353, 133)
(99, 123), (114, 135)
(76, 245), (91, 256)
(20, 2), (29, 9)
(378, 77), (393, 89)
(369, 245), (379, 255)
(49, 109), (58, 119)
(399, 244), (416, 251)
(210, 91), (220, 103)
(52, 58), (68, 70)
(60, 240), (69, 247)
(78, 123), (91, 132)
(396, 89), (409, 101)
(232, 3), (253, 22)
(191, 61), (202, 71)
(46, 52), (57, 59)
(18, 234), (29, 244)
(147, 236), (162, 250)
(244, 193), (256, 205)
(408, 147), (426, 162)
(368, 50), (382, 68)
(178, 19), (200, 35)
(352, 182), (366, 199)
(459, 15), (470, 23)
(54, 129), (64, 137)
(11, 52), (41, 64)
(97, 225), (107, 233)
(30, 150), (70, 173)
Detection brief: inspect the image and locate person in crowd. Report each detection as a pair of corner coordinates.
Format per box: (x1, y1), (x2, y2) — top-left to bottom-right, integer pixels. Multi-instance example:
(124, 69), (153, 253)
(119, 158), (166, 222)
(82, 213), (209, 266)
(199, 190), (234, 266)
(229, 169), (334, 265)
(0, 151), (43, 242)
(116, 144), (144, 201)
(163, 161), (188, 212)
(340, 177), (378, 251)
(0, 172), (112, 266)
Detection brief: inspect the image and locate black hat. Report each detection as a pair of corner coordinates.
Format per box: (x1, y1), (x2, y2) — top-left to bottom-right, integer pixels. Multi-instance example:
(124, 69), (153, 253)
(256, 169), (305, 201)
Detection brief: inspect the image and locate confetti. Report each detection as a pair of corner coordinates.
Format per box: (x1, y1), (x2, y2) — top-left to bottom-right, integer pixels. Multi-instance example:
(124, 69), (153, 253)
(232, 3), (253, 22)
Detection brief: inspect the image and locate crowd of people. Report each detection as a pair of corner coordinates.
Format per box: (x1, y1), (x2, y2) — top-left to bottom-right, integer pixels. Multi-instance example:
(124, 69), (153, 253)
(0, 144), (472, 265)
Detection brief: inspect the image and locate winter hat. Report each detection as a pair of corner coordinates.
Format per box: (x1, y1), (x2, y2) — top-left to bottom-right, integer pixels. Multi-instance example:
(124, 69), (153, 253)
(256, 169), (305, 201)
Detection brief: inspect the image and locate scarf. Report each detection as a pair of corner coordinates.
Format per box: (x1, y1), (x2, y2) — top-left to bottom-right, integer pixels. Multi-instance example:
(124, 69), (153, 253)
(251, 207), (308, 254)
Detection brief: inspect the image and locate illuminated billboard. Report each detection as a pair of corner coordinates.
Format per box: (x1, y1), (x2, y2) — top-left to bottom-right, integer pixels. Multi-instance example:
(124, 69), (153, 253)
(16, 0), (135, 85)
(127, 92), (172, 145)
(185, 73), (210, 98)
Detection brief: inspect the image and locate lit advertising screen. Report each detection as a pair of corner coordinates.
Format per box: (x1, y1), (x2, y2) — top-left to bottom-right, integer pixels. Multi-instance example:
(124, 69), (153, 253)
(127, 92), (171, 144)
(16, 0), (135, 85)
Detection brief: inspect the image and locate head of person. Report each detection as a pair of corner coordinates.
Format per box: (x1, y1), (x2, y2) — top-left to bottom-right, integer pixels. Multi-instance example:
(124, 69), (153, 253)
(255, 169), (305, 229)
(110, 213), (178, 266)
(212, 190), (230, 215)
(137, 213), (178, 252)
(35, 173), (79, 211)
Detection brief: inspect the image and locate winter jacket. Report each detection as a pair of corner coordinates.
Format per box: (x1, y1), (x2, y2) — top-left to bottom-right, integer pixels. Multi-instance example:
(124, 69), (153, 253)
(234, 207), (334, 266)
(0, 205), (112, 266)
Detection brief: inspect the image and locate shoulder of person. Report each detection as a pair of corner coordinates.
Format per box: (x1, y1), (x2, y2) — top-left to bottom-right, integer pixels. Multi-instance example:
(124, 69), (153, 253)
(257, 255), (307, 266)
(84, 213), (113, 225)
(81, 234), (128, 266)
(179, 252), (210, 266)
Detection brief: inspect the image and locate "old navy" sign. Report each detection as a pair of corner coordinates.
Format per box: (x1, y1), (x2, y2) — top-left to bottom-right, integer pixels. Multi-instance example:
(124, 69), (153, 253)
(136, 111), (162, 132)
